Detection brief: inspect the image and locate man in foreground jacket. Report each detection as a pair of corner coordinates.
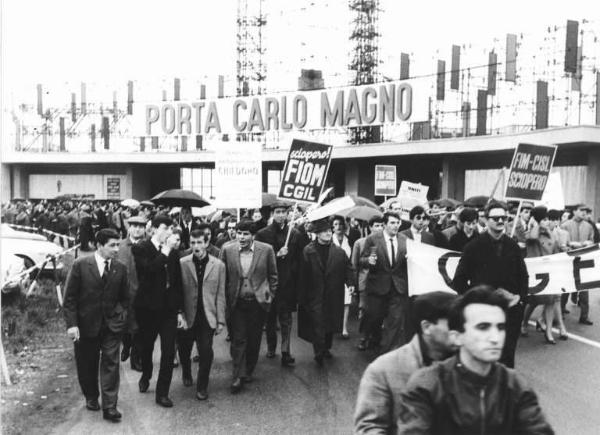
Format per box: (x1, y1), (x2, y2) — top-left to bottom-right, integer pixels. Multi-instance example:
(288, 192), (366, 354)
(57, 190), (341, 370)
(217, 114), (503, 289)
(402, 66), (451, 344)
(397, 285), (554, 435)
(354, 291), (457, 435)
(63, 229), (129, 422)
(220, 220), (278, 393)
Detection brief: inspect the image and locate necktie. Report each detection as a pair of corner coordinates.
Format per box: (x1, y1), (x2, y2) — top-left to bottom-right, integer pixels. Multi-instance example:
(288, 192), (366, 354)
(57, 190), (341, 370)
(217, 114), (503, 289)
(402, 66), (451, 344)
(102, 260), (109, 285)
(390, 238), (396, 267)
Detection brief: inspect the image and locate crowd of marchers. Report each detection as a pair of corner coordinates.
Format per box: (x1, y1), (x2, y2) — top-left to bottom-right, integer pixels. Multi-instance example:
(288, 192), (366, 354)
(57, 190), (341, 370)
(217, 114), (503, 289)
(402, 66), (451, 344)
(4, 197), (599, 433)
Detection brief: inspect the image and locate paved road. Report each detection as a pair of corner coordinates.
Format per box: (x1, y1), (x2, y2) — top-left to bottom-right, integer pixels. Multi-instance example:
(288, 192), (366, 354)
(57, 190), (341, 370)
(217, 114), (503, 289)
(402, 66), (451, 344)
(53, 293), (600, 435)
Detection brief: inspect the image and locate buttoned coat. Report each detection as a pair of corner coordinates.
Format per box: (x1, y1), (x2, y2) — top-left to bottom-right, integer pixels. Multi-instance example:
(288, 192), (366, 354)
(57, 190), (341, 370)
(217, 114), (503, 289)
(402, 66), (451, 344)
(63, 255), (130, 338)
(179, 254), (226, 329)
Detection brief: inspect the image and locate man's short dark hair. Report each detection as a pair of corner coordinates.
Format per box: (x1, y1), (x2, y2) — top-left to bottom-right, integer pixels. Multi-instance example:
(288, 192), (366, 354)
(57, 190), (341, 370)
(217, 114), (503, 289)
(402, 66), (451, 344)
(151, 215), (173, 229)
(197, 222), (212, 233)
(383, 211), (400, 225)
(368, 215), (384, 227)
(236, 219), (257, 234)
(459, 207), (478, 223)
(96, 228), (120, 246)
(413, 291), (457, 334)
(484, 201), (507, 217)
(190, 228), (209, 243)
(409, 206), (426, 220)
(574, 203), (587, 211)
(548, 209), (562, 221)
(448, 285), (509, 332)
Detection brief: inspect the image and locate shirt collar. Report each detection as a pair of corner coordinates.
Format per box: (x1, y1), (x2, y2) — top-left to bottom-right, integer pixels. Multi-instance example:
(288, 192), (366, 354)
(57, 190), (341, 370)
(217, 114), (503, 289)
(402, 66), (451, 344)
(418, 334), (433, 367)
(410, 226), (422, 235)
(239, 242), (254, 252)
(94, 252), (109, 268)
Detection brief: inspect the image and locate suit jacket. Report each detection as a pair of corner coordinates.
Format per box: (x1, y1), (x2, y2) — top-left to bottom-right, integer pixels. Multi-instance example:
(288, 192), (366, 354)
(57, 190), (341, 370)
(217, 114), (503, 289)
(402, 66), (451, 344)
(360, 231), (408, 296)
(354, 335), (425, 435)
(219, 240), (278, 313)
(400, 228), (436, 246)
(63, 255), (129, 337)
(179, 254), (226, 329)
(132, 239), (183, 313)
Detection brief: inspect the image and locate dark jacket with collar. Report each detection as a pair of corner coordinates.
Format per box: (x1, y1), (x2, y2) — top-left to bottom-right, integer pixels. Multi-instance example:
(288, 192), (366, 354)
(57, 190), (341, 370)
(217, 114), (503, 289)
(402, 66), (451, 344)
(397, 356), (554, 435)
(452, 232), (529, 298)
(132, 239), (183, 313)
(63, 255), (130, 337)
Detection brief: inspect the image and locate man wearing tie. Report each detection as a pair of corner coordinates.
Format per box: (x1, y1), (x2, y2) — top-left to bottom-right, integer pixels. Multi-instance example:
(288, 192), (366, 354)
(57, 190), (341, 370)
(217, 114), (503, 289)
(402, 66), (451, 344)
(132, 215), (183, 408)
(63, 229), (129, 422)
(220, 220), (278, 393)
(359, 212), (410, 353)
(178, 230), (226, 400)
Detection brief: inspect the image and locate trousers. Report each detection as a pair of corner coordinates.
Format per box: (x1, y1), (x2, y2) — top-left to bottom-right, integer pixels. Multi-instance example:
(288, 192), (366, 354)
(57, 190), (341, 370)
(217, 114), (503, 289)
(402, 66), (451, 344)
(230, 298), (267, 380)
(178, 312), (215, 391)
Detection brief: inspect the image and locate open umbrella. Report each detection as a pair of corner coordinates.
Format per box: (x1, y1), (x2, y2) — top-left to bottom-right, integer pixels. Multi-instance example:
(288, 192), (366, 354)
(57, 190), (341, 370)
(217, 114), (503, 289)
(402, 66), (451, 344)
(121, 199), (140, 209)
(210, 209), (237, 223)
(342, 206), (383, 221)
(307, 195), (379, 222)
(434, 198), (462, 209)
(151, 189), (210, 208)
(140, 200), (155, 208)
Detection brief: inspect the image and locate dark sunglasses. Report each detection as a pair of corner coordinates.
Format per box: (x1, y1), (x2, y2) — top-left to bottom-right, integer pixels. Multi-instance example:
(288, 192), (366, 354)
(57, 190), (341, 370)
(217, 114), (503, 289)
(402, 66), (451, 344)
(488, 216), (507, 222)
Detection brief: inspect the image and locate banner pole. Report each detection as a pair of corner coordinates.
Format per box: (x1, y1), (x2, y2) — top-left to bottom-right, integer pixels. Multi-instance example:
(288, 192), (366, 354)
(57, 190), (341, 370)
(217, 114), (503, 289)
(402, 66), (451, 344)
(487, 166), (507, 205)
(284, 202), (298, 249)
(510, 200), (522, 238)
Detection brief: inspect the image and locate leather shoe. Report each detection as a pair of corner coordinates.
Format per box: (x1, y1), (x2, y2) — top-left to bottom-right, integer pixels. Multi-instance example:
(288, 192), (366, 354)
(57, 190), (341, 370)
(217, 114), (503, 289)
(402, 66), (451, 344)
(196, 390), (208, 401)
(357, 339), (368, 351)
(281, 352), (295, 367)
(266, 349), (276, 359)
(579, 319), (594, 325)
(138, 377), (149, 393)
(120, 347), (130, 362)
(85, 398), (100, 411)
(102, 408), (122, 422)
(230, 378), (243, 394)
(155, 396), (174, 408)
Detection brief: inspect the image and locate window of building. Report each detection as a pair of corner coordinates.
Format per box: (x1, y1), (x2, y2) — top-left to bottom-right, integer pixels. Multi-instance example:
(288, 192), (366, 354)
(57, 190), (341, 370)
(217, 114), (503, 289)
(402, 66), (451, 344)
(180, 168), (214, 200)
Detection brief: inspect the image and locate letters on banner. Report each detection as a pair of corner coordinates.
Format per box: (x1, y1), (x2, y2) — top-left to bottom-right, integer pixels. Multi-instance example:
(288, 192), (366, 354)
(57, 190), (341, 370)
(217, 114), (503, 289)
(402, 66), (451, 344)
(406, 239), (600, 296)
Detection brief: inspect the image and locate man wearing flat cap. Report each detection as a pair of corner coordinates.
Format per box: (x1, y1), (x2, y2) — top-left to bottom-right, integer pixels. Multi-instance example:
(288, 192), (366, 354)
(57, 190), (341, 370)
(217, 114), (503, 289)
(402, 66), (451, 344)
(298, 218), (355, 366)
(117, 215), (147, 370)
(354, 291), (457, 435)
(255, 201), (302, 366)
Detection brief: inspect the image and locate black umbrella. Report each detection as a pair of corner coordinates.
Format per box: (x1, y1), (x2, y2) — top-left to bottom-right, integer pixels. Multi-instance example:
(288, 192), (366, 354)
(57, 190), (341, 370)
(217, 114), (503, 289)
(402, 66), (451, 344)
(151, 189), (210, 208)
(464, 195), (508, 209)
(140, 200), (155, 208)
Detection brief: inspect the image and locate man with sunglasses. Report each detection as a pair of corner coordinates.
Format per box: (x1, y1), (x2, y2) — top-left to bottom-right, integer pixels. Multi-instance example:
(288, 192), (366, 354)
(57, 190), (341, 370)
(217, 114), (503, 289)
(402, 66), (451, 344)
(452, 201), (528, 368)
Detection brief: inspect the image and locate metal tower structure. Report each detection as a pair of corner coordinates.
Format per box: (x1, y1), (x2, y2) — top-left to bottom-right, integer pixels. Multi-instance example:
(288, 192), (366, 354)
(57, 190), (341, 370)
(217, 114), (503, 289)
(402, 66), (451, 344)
(348, 0), (382, 143)
(236, 0), (267, 97)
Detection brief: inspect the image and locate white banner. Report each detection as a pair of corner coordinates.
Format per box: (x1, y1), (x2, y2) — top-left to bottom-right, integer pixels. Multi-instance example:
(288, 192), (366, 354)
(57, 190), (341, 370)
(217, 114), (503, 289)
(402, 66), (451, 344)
(214, 142), (262, 208)
(406, 239), (600, 296)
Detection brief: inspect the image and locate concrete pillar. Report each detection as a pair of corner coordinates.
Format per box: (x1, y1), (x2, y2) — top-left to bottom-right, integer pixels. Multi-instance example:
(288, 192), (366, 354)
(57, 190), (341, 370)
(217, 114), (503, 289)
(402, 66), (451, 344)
(345, 162), (360, 197)
(12, 165), (27, 199)
(125, 167), (134, 199)
(586, 149), (600, 216)
(441, 157), (465, 201)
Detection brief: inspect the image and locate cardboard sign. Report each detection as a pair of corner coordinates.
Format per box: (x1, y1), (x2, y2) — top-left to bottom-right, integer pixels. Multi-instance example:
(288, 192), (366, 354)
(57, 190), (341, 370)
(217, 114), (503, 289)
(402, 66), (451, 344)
(106, 177), (121, 200)
(375, 165), (396, 196)
(214, 142), (262, 208)
(278, 139), (332, 203)
(536, 171), (565, 210)
(406, 239), (600, 297)
(398, 180), (429, 202)
(505, 143), (557, 200)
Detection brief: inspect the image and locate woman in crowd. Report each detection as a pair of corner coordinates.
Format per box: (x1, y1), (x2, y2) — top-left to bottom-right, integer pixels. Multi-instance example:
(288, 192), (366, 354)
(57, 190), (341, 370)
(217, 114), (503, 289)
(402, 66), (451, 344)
(330, 215), (353, 339)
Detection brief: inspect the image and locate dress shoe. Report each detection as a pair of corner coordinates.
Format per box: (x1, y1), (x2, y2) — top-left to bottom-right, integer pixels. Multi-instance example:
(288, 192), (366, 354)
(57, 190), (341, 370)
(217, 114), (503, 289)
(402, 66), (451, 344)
(230, 378), (243, 394)
(138, 377), (149, 393)
(579, 319), (594, 325)
(182, 375), (193, 387)
(241, 375), (254, 384)
(281, 352), (295, 367)
(324, 350), (333, 359)
(266, 349), (276, 359)
(85, 398), (100, 411)
(196, 390), (208, 401)
(314, 355), (324, 367)
(155, 396), (174, 408)
(102, 408), (122, 422)
(559, 333), (569, 340)
(544, 334), (556, 345)
(120, 347), (130, 362)
(357, 339), (368, 351)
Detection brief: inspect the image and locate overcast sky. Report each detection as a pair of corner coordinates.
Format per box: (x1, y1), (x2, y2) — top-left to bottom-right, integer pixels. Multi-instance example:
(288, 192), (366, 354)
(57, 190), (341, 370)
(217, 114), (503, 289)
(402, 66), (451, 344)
(2, 0), (599, 100)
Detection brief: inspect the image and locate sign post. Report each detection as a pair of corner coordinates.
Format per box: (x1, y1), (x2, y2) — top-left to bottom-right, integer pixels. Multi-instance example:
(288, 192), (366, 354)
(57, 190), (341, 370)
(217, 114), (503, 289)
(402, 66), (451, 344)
(375, 165), (396, 200)
(505, 143), (557, 236)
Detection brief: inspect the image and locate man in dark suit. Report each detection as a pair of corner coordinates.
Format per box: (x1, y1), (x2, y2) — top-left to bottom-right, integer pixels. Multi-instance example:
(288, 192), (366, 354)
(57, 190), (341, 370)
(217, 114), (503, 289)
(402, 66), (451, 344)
(132, 215), (183, 408)
(298, 218), (355, 366)
(254, 201), (302, 366)
(452, 201), (529, 368)
(400, 205), (436, 246)
(117, 215), (146, 371)
(358, 212), (410, 353)
(178, 230), (226, 400)
(220, 220), (278, 393)
(63, 228), (129, 422)
(179, 206), (197, 251)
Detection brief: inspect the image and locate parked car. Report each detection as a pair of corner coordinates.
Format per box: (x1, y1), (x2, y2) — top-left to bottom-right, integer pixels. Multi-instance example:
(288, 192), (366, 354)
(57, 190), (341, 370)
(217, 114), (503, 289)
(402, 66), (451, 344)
(1, 224), (64, 273)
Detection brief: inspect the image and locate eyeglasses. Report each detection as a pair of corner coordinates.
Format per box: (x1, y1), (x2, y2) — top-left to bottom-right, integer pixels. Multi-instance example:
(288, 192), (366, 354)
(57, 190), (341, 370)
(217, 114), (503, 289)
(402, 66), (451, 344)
(414, 215), (425, 220)
(488, 216), (507, 222)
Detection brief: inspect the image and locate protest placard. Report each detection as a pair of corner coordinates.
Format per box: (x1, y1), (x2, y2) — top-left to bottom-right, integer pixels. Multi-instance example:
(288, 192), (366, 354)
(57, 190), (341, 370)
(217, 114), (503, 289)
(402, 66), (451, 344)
(214, 142), (262, 208)
(374, 165), (396, 197)
(278, 139), (333, 203)
(505, 143), (557, 201)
